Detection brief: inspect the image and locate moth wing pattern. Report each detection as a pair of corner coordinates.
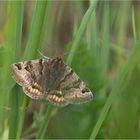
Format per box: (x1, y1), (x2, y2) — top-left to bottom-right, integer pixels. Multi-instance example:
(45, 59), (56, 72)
(11, 57), (93, 106)
(60, 63), (93, 104)
(11, 58), (50, 99)
(45, 58), (93, 106)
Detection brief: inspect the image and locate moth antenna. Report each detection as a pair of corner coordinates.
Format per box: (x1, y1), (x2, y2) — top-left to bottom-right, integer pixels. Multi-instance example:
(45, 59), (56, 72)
(37, 49), (50, 59)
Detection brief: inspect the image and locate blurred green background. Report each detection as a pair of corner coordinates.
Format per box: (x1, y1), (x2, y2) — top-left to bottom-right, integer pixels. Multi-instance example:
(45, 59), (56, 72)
(0, 0), (140, 139)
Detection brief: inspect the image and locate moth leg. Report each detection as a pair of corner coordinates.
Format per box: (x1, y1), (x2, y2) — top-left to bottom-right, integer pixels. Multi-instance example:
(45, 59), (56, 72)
(46, 90), (68, 107)
(23, 83), (44, 99)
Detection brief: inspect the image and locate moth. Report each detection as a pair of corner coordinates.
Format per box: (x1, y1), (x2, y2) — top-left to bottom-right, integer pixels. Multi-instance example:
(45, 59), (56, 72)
(11, 57), (93, 107)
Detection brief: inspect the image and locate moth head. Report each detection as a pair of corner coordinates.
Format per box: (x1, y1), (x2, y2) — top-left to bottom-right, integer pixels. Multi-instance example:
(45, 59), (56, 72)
(11, 62), (32, 87)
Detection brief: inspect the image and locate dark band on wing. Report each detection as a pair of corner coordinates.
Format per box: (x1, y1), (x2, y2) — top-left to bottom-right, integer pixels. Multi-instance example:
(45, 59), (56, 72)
(25, 61), (36, 81)
(15, 63), (22, 70)
(60, 69), (74, 83)
(73, 78), (81, 88)
(82, 87), (90, 93)
(62, 78), (81, 91)
(25, 61), (32, 71)
(39, 59), (43, 75)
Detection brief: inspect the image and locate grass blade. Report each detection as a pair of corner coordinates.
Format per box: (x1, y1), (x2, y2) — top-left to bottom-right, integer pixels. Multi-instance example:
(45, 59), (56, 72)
(37, 1), (52, 54)
(24, 1), (47, 59)
(0, 1), (24, 138)
(8, 1), (24, 139)
(36, 106), (54, 139)
(16, 96), (28, 139)
(116, 1), (131, 66)
(89, 41), (140, 139)
(66, 0), (97, 65)
(132, 6), (137, 42)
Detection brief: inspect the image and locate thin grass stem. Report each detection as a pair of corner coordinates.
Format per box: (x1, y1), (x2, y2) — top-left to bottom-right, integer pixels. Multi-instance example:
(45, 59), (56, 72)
(132, 6), (137, 42)
(66, 0), (97, 65)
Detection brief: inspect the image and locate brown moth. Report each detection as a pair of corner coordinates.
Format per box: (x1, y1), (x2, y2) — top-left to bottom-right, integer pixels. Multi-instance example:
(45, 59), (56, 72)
(11, 57), (93, 107)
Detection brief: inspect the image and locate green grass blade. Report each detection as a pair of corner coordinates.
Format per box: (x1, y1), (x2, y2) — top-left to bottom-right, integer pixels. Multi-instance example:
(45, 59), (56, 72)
(66, 0), (97, 65)
(14, 1), (24, 61)
(0, 1), (24, 138)
(24, 1), (47, 59)
(132, 6), (137, 42)
(8, 1), (24, 139)
(116, 1), (131, 66)
(16, 96), (28, 139)
(98, 1), (110, 98)
(100, 1), (110, 77)
(89, 41), (140, 139)
(37, 1), (52, 54)
(36, 106), (54, 139)
(9, 86), (23, 139)
(87, 11), (96, 54)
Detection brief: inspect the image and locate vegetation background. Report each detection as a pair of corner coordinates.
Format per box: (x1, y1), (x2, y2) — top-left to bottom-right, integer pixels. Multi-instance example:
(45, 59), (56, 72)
(0, 0), (140, 139)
